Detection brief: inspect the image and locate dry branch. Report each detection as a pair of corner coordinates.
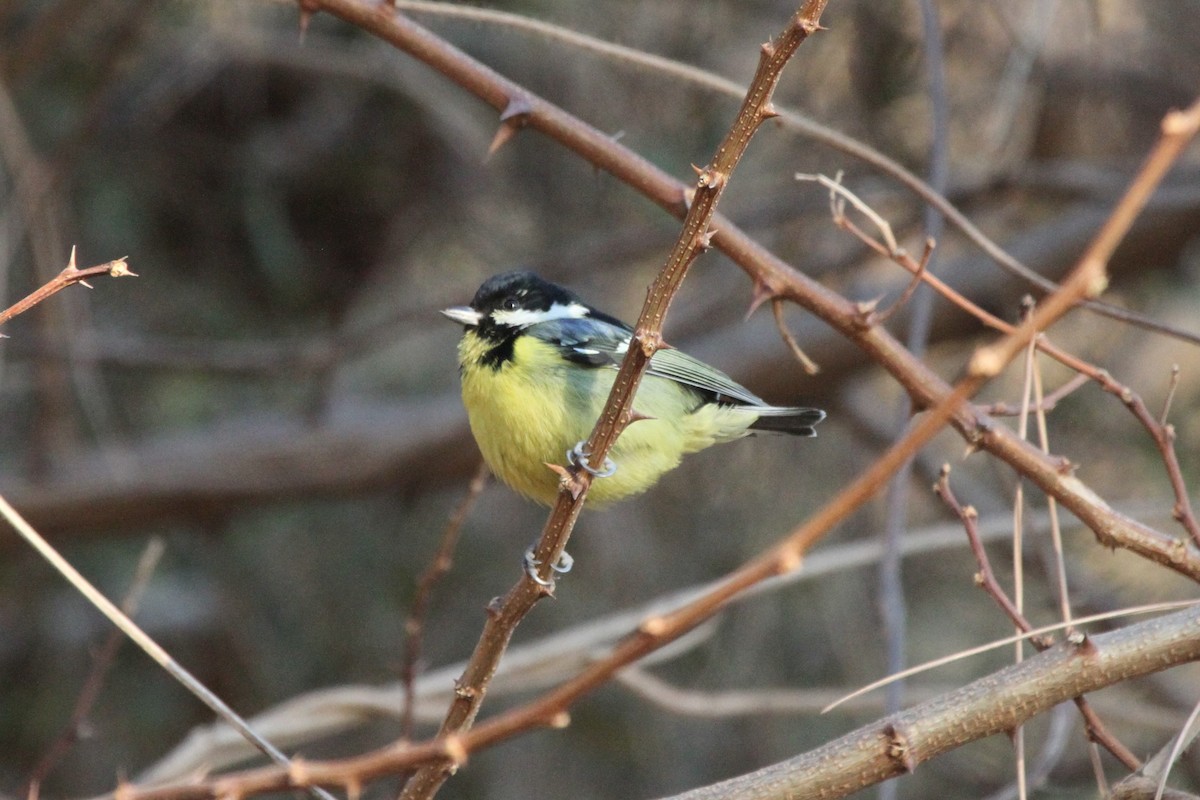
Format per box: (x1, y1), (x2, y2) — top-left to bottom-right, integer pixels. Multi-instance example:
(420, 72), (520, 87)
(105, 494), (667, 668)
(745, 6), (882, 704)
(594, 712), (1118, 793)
(661, 605), (1200, 800)
(393, 4), (831, 797)
(285, 0), (1200, 587)
(0, 249), (134, 329)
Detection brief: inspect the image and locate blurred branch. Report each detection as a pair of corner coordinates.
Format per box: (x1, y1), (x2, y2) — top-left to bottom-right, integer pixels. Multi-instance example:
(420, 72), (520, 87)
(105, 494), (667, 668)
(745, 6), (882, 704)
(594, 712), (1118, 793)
(0, 496), (337, 800)
(400, 462), (489, 739)
(660, 605), (1200, 800)
(126, 509), (1079, 785)
(22, 538), (165, 796)
(0, 398), (473, 537)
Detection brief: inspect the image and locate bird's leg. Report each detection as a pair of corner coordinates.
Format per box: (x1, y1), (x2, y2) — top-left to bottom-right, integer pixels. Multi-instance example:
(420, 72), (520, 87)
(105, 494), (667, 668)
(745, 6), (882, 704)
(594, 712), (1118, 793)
(523, 545), (574, 586)
(566, 441), (617, 478)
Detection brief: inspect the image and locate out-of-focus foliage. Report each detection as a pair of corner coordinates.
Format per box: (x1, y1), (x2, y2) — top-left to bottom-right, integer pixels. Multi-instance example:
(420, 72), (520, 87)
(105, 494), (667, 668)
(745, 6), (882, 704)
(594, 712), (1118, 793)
(1, 1), (1199, 799)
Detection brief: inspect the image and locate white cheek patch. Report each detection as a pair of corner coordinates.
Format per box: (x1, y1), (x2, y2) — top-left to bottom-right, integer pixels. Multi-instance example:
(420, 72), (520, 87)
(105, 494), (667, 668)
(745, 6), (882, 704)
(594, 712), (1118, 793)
(491, 301), (590, 328)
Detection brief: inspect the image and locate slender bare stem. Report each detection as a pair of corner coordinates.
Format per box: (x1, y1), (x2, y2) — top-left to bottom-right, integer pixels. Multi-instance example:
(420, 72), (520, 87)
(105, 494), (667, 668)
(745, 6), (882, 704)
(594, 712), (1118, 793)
(0, 247), (135, 329)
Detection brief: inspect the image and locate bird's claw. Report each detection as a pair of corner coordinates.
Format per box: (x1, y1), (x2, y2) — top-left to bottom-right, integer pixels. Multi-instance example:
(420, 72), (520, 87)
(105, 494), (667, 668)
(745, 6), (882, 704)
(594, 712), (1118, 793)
(566, 441), (617, 478)
(523, 545), (574, 587)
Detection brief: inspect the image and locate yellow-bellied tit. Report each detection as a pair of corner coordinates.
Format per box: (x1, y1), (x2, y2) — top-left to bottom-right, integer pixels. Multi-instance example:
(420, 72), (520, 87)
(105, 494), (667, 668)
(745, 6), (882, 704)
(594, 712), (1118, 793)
(442, 270), (826, 509)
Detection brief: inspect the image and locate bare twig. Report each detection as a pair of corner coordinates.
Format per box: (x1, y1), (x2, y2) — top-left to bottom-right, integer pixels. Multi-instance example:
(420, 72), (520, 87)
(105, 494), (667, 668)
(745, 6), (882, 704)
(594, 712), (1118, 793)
(868, 237), (934, 328)
(934, 468), (1139, 770)
(1159, 364), (1181, 427)
(22, 539), (165, 796)
(770, 297), (820, 374)
(0, 247), (135, 329)
(1150, 696), (1200, 800)
(981, 373), (1089, 417)
(400, 462), (489, 739)
(0, 495), (337, 800)
(388, 4), (831, 798)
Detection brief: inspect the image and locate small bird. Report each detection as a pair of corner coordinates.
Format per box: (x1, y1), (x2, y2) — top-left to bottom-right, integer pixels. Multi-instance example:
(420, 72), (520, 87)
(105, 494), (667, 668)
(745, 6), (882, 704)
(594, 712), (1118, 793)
(442, 270), (825, 508)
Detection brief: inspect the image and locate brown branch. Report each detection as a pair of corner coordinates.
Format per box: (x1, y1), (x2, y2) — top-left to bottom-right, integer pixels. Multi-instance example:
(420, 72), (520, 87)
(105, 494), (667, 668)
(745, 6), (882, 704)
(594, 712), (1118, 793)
(867, 236), (934, 327)
(97, 11), (1200, 799)
(662, 605), (1200, 800)
(399, 462), (489, 740)
(1093, 368), (1200, 549)
(394, 5), (830, 798)
(291, 0), (1200, 593)
(934, 466), (1140, 771)
(812, 167), (1200, 563)
(23, 539), (165, 795)
(0, 248), (136, 329)
(99, 605), (1200, 800)
(981, 372), (1090, 417)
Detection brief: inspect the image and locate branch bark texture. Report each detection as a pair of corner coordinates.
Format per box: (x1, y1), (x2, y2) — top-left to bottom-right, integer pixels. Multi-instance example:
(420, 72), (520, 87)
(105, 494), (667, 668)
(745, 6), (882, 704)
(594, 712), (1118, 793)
(661, 605), (1200, 800)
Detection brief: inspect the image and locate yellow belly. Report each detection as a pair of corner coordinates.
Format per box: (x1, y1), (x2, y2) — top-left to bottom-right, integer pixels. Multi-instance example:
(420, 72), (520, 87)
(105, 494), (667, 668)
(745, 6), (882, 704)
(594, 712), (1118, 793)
(458, 334), (751, 506)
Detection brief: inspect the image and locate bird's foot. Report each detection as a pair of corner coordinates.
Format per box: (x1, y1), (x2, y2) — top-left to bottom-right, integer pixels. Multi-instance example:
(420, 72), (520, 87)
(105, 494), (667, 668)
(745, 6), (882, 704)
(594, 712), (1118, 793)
(523, 545), (574, 587)
(566, 441), (617, 478)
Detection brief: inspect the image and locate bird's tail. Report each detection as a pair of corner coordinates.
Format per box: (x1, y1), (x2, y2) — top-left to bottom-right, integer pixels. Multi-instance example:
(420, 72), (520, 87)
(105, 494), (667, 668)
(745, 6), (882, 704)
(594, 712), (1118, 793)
(747, 406), (825, 437)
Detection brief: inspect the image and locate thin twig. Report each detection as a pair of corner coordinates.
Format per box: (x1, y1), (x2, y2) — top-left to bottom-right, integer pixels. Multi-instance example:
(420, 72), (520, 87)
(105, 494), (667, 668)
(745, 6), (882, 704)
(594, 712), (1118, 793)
(400, 462), (489, 739)
(390, 4), (830, 798)
(0, 495), (337, 800)
(1152, 696), (1200, 800)
(22, 539), (165, 796)
(0, 247), (135, 329)
(869, 238), (935, 328)
(981, 373), (1089, 417)
(934, 469), (1140, 770)
(1159, 364), (1181, 427)
(770, 297), (820, 374)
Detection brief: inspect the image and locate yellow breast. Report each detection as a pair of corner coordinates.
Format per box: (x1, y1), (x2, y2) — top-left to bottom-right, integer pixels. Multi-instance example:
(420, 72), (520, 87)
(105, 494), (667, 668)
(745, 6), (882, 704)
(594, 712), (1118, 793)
(457, 332), (754, 506)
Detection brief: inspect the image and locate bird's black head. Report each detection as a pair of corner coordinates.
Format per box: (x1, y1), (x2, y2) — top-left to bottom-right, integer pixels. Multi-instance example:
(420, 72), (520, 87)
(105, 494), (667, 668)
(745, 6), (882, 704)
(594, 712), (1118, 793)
(442, 271), (589, 341)
(441, 271), (594, 368)
(470, 270), (581, 320)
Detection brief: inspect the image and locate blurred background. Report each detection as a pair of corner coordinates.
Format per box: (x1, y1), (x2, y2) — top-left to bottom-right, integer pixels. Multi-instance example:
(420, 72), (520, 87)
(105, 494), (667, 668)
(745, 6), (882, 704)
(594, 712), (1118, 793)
(2, 1), (1200, 798)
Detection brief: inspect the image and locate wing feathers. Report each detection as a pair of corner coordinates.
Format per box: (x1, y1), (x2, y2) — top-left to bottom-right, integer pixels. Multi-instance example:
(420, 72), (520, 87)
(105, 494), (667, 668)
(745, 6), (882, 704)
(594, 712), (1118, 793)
(527, 317), (819, 426)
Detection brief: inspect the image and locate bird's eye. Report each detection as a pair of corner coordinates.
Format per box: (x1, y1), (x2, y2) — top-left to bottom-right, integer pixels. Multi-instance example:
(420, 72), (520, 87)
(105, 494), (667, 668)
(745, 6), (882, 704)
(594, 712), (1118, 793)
(503, 296), (519, 310)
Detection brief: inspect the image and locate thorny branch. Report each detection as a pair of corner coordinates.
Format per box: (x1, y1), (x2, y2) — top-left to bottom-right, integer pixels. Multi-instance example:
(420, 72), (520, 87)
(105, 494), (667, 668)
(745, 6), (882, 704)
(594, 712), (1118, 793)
(0, 247), (135, 329)
(934, 466), (1140, 771)
(399, 463), (489, 740)
(60, 3), (1199, 799)
(100, 79), (1200, 800)
(393, 3), (831, 799)
(810, 170), (1200, 552)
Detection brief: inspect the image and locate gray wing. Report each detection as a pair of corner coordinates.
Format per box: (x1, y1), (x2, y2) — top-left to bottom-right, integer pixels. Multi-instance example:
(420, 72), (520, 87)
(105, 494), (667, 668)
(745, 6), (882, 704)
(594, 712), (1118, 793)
(528, 317), (766, 407)
(644, 347), (767, 406)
